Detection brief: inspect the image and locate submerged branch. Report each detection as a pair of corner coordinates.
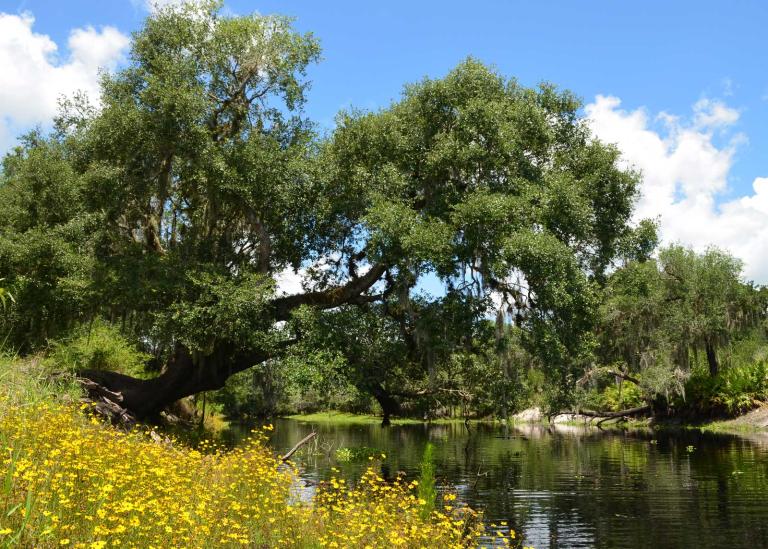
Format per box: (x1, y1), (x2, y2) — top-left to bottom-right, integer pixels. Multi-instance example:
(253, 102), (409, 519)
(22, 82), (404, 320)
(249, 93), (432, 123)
(566, 405), (651, 419)
(281, 431), (317, 461)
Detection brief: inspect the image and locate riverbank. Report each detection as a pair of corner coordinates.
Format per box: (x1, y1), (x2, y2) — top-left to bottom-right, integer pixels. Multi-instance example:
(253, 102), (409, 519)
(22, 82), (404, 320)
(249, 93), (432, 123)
(0, 358), (490, 548)
(268, 411), (768, 548)
(286, 411), (479, 425)
(687, 406), (768, 435)
(510, 406), (768, 436)
(288, 407), (768, 436)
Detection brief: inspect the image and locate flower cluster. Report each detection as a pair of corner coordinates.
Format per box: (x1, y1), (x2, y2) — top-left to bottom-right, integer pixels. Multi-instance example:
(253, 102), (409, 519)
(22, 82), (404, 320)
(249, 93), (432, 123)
(0, 400), (486, 547)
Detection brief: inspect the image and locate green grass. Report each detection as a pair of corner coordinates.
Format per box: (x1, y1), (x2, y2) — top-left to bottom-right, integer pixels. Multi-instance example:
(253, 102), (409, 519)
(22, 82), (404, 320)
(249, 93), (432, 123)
(677, 413), (768, 435)
(696, 421), (764, 434)
(285, 411), (483, 425)
(286, 411), (424, 424)
(0, 354), (83, 410)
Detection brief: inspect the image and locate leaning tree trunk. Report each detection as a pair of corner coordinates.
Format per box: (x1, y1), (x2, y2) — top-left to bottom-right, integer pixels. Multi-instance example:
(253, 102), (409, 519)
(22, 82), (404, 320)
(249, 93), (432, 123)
(76, 265), (388, 423)
(705, 339), (719, 377)
(79, 342), (271, 421)
(370, 384), (401, 426)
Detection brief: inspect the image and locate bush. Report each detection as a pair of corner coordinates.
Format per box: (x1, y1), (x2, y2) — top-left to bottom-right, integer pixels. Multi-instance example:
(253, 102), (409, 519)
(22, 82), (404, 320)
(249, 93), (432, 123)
(679, 360), (768, 417)
(580, 380), (645, 412)
(45, 320), (149, 378)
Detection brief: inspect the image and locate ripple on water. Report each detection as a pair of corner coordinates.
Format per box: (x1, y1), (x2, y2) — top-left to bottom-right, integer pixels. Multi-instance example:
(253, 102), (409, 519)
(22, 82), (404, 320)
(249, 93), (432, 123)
(218, 419), (768, 549)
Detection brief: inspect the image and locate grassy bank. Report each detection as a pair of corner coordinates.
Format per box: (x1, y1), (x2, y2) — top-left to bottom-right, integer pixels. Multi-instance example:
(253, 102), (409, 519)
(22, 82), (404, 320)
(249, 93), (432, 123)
(0, 359), (495, 548)
(286, 412), (487, 426)
(682, 407), (768, 435)
(286, 411), (423, 425)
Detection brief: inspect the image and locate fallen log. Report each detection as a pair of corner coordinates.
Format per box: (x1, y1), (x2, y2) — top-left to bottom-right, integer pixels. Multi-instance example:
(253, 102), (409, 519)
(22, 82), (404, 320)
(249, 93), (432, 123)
(563, 405), (651, 420)
(281, 431), (317, 462)
(557, 405), (652, 429)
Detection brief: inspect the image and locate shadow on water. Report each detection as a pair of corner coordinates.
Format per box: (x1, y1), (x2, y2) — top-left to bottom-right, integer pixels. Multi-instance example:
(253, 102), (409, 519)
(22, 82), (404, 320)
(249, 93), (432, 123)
(222, 419), (768, 549)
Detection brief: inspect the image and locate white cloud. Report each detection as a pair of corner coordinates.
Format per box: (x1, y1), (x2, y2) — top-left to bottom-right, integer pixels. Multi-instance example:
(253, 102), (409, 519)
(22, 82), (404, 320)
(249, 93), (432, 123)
(586, 95), (768, 283)
(0, 12), (129, 149)
(692, 98), (740, 129)
(274, 268), (306, 296)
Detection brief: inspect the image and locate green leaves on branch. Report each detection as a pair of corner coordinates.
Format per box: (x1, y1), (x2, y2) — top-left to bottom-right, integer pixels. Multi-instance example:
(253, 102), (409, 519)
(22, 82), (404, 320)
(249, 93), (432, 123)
(0, 3), (651, 416)
(158, 271), (276, 353)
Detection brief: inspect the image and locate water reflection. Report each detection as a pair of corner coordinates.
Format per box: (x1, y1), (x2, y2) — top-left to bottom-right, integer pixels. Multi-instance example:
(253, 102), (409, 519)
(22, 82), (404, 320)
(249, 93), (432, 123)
(224, 419), (768, 548)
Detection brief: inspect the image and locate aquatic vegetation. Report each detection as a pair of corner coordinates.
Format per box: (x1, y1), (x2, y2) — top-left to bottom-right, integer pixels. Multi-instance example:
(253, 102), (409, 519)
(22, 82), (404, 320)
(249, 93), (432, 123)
(417, 443), (436, 519)
(0, 398), (490, 547)
(334, 446), (383, 463)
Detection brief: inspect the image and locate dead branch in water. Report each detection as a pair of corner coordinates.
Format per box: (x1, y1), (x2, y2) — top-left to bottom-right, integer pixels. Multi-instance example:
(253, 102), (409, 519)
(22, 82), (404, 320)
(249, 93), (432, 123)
(281, 431), (317, 462)
(559, 405), (652, 429)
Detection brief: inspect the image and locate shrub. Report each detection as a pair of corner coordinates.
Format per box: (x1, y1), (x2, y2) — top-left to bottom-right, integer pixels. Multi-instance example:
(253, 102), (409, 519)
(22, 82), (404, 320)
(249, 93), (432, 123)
(679, 359), (768, 417)
(580, 380), (645, 412)
(45, 320), (149, 378)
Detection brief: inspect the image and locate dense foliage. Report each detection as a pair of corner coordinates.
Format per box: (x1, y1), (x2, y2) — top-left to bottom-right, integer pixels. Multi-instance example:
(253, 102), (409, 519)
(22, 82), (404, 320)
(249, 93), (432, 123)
(0, 1), (654, 423)
(585, 246), (767, 416)
(0, 1), (764, 423)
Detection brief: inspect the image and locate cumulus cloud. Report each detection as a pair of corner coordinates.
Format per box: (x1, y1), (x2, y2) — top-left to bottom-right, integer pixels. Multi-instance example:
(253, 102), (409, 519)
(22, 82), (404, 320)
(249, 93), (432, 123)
(0, 12), (129, 150)
(692, 98), (740, 129)
(586, 95), (768, 283)
(274, 268), (306, 296)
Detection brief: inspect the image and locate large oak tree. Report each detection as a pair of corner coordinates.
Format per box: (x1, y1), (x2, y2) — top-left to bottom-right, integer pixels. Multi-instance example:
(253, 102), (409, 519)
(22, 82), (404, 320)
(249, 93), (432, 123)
(0, 2), (644, 420)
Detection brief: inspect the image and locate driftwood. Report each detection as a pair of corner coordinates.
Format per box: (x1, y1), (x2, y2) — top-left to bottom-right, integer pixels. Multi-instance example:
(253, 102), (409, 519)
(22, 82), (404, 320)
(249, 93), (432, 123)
(559, 404), (652, 429)
(76, 377), (137, 427)
(281, 431), (317, 462)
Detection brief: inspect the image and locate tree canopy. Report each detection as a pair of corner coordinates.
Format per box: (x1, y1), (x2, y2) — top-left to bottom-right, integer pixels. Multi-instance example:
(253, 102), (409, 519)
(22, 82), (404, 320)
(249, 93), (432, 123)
(0, 2), (650, 420)
(595, 245), (765, 414)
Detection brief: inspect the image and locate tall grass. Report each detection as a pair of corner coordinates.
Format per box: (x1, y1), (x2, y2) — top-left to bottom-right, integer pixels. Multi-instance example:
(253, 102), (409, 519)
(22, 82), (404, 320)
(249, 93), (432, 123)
(0, 359), (488, 548)
(418, 442), (437, 519)
(0, 355), (82, 412)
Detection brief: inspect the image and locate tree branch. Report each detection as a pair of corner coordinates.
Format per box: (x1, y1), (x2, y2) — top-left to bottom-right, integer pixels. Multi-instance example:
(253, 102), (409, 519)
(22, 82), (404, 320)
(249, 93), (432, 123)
(281, 431), (317, 461)
(607, 370), (641, 385)
(560, 404), (651, 421)
(271, 263), (388, 320)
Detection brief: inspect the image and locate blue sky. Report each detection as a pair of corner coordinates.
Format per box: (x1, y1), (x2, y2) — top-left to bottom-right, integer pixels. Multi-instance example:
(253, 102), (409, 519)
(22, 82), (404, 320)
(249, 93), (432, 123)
(1, 0), (767, 280)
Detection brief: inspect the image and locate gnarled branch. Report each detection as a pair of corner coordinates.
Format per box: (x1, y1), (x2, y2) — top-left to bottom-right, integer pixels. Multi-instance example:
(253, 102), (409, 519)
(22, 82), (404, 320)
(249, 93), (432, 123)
(271, 263), (388, 320)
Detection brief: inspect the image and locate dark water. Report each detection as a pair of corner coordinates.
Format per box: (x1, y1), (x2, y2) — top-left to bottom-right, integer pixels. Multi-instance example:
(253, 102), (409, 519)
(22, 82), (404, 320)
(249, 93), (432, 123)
(226, 419), (768, 548)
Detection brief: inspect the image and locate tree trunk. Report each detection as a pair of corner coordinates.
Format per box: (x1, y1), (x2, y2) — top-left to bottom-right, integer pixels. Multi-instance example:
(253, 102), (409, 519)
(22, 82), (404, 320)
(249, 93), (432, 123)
(705, 339), (719, 377)
(79, 342), (271, 420)
(370, 384), (401, 427)
(76, 265), (388, 420)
